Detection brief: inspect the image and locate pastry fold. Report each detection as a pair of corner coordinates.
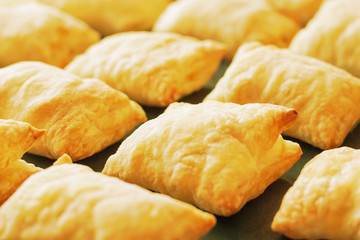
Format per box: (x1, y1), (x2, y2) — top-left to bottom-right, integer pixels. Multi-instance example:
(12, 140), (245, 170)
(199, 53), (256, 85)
(0, 119), (44, 204)
(19, 0), (173, 36)
(272, 147), (360, 240)
(0, 61), (147, 161)
(205, 42), (360, 149)
(290, 0), (360, 77)
(103, 101), (302, 216)
(0, 1), (100, 68)
(153, 0), (300, 59)
(0, 164), (215, 240)
(66, 32), (227, 107)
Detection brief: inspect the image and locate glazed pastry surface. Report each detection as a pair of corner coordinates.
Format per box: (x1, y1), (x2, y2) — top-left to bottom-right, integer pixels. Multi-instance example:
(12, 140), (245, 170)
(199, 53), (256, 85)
(0, 164), (216, 240)
(206, 42), (360, 149)
(290, 0), (360, 77)
(103, 101), (302, 216)
(0, 1), (100, 68)
(0, 61), (146, 160)
(153, 0), (300, 59)
(66, 32), (227, 107)
(272, 147), (360, 240)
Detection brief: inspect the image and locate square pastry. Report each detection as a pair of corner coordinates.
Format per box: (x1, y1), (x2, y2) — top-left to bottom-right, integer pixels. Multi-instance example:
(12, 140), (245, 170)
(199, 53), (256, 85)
(290, 0), (360, 77)
(153, 0), (300, 59)
(206, 42), (360, 149)
(103, 101), (302, 216)
(66, 31), (227, 107)
(0, 164), (215, 240)
(0, 1), (100, 68)
(272, 147), (360, 239)
(0, 61), (146, 161)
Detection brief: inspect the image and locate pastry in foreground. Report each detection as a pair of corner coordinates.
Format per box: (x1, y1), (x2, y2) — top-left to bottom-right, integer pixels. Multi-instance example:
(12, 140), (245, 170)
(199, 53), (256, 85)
(0, 61), (147, 161)
(205, 42), (360, 149)
(272, 147), (360, 239)
(0, 119), (44, 204)
(0, 164), (215, 240)
(153, 0), (300, 59)
(290, 0), (360, 77)
(0, 1), (100, 68)
(66, 32), (227, 107)
(103, 101), (302, 216)
(18, 0), (173, 36)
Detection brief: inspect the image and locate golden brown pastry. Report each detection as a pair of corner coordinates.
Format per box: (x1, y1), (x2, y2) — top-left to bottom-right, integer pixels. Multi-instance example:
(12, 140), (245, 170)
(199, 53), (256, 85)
(290, 0), (360, 77)
(103, 101), (302, 216)
(0, 119), (44, 204)
(272, 147), (360, 239)
(0, 164), (216, 240)
(0, 61), (147, 161)
(19, 0), (173, 36)
(265, 0), (324, 26)
(0, 1), (100, 68)
(66, 31), (227, 107)
(0, 119), (44, 168)
(205, 42), (360, 150)
(153, 0), (300, 59)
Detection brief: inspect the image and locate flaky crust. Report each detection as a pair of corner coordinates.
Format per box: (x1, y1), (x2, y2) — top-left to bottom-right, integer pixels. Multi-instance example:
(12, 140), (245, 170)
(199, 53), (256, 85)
(0, 119), (44, 168)
(0, 164), (216, 240)
(0, 61), (147, 161)
(66, 32), (227, 107)
(290, 0), (360, 77)
(0, 1), (100, 68)
(21, 0), (173, 36)
(206, 42), (360, 149)
(103, 101), (302, 216)
(153, 0), (300, 59)
(272, 147), (360, 240)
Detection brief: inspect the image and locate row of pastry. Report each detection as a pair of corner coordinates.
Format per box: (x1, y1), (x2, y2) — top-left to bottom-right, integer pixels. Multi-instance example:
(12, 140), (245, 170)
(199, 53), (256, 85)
(1, 0), (360, 239)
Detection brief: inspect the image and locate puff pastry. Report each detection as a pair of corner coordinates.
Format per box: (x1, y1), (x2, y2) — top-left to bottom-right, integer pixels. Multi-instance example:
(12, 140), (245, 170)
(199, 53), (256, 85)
(0, 164), (216, 240)
(0, 61), (147, 161)
(205, 42), (360, 150)
(265, 0), (324, 26)
(66, 32), (227, 107)
(20, 0), (173, 36)
(0, 1), (100, 68)
(0, 119), (43, 204)
(290, 0), (360, 77)
(153, 0), (300, 59)
(272, 147), (360, 239)
(103, 101), (302, 216)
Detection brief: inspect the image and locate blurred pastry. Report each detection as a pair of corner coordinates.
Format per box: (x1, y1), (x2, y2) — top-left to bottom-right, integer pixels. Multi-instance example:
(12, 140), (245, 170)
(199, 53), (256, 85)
(290, 0), (360, 77)
(103, 101), (302, 216)
(0, 164), (216, 240)
(18, 0), (173, 36)
(66, 32), (227, 107)
(205, 42), (360, 149)
(272, 147), (360, 239)
(0, 61), (146, 161)
(0, 1), (100, 68)
(0, 119), (44, 204)
(153, 0), (300, 59)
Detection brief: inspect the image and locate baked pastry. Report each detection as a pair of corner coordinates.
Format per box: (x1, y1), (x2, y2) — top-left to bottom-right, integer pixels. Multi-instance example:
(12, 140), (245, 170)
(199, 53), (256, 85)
(0, 164), (216, 240)
(205, 42), (360, 149)
(153, 0), (300, 59)
(290, 0), (360, 77)
(19, 0), (173, 36)
(0, 61), (147, 161)
(0, 1), (100, 68)
(272, 147), (360, 239)
(66, 31), (227, 107)
(103, 101), (302, 216)
(265, 0), (323, 26)
(0, 119), (44, 204)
